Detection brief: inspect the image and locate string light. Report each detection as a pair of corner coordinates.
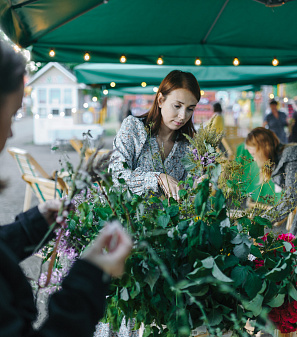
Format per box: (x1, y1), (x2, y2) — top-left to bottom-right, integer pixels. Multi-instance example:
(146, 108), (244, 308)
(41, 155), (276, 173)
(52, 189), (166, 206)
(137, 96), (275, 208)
(84, 52), (90, 61)
(269, 94), (275, 99)
(110, 82), (116, 87)
(71, 108), (77, 113)
(141, 82), (147, 87)
(195, 58), (201, 66)
(83, 103), (89, 108)
(233, 57), (240, 66)
(60, 111), (65, 117)
(120, 55), (127, 63)
(201, 90), (205, 96)
(272, 57), (279, 66)
(35, 114), (40, 119)
(48, 113), (53, 119)
(157, 56), (163, 65)
(153, 87), (158, 93)
(284, 97), (288, 103)
(103, 89), (109, 95)
(49, 49), (55, 57)
(92, 96), (98, 102)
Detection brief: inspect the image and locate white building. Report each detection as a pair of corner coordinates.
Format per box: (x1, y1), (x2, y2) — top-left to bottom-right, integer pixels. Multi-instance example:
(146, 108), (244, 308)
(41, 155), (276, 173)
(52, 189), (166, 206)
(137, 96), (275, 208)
(27, 62), (103, 145)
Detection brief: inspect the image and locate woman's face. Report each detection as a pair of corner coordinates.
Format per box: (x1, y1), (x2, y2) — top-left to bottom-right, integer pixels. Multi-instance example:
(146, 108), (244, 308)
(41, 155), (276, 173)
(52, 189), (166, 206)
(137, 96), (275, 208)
(158, 88), (198, 133)
(0, 84), (24, 152)
(246, 145), (265, 167)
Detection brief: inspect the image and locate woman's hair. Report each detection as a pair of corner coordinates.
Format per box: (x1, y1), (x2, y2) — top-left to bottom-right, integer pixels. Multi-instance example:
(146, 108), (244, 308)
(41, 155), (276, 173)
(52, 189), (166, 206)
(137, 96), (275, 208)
(143, 70), (201, 140)
(213, 102), (222, 113)
(0, 41), (26, 191)
(0, 41), (26, 102)
(245, 127), (281, 180)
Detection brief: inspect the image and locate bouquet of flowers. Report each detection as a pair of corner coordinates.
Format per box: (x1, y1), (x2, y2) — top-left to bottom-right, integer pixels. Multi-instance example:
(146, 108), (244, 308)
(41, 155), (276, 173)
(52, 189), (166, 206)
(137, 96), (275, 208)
(39, 125), (297, 337)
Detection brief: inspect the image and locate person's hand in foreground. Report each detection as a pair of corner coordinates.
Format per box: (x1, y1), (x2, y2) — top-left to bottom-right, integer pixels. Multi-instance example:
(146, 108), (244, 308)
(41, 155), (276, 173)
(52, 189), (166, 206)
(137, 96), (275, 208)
(81, 221), (132, 278)
(38, 199), (61, 225)
(158, 173), (182, 202)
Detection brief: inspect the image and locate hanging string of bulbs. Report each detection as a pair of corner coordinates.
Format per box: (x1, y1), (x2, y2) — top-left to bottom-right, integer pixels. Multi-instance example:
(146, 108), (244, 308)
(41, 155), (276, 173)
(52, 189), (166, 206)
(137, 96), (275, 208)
(48, 49), (281, 67)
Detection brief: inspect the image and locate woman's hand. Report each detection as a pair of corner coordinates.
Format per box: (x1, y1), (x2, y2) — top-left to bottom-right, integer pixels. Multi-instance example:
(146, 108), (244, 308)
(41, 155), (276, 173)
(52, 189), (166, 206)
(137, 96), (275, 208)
(38, 199), (61, 226)
(81, 221), (132, 278)
(158, 173), (182, 201)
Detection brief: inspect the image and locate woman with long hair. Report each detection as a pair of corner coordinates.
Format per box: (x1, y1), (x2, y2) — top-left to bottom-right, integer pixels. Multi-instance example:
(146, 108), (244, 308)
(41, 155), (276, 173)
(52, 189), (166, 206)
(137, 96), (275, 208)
(245, 127), (297, 233)
(109, 70), (201, 200)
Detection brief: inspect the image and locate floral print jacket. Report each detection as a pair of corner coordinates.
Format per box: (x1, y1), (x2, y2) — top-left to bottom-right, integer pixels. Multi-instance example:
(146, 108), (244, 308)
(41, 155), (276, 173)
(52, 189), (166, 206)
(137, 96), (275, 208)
(109, 115), (190, 195)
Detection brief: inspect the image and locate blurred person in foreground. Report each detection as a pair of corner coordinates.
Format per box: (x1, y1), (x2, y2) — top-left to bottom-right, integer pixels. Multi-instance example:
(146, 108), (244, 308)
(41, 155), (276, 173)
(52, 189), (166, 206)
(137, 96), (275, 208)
(0, 40), (132, 337)
(245, 127), (297, 234)
(263, 99), (288, 144)
(211, 102), (224, 133)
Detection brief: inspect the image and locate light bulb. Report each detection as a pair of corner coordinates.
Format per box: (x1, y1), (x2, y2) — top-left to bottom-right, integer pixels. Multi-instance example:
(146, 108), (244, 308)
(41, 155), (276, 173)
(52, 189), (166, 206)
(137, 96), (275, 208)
(269, 94), (275, 99)
(153, 87), (158, 93)
(141, 82), (147, 87)
(110, 82), (116, 87)
(201, 90), (205, 96)
(195, 58), (201, 66)
(157, 57), (163, 65)
(103, 89), (108, 95)
(120, 55), (126, 63)
(49, 49), (55, 57)
(84, 52), (90, 61)
(284, 97), (288, 103)
(233, 57), (239, 66)
(272, 58), (279, 66)
(92, 96), (98, 102)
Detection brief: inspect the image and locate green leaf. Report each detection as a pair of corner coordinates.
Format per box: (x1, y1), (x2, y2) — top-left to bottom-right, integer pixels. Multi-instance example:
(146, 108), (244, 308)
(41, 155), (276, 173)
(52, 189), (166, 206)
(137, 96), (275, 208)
(144, 267), (160, 292)
(207, 308), (223, 326)
(166, 205), (179, 217)
(130, 282), (141, 299)
(249, 222), (264, 239)
(233, 242), (250, 260)
(243, 294), (263, 316)
(231, 266), (248, 287)
(118, 178), (126, 184)
(214, 189), (225, 214)
(267, 294), (285, 307)
(120, 288), (129, 301)
(289, 283), (297, 301)
(223, 255), (239, 270)
(209, 224), (223, 250)
(244, 272), (262, 299)
(250, 245), (263, 259)
(157, 214), (170, 228)
(178, 189), (187, 198)
(202, 257), (214, 269)
(253, 216), (272, 228)
(283, 241), (292, 252)
(212, 263), (233, 283)
(150, 196), (162, 204)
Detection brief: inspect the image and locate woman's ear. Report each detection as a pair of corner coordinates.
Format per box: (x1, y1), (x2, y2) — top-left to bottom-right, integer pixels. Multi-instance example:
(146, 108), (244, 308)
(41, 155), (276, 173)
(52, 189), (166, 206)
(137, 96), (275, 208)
(157, 92), (164, 108)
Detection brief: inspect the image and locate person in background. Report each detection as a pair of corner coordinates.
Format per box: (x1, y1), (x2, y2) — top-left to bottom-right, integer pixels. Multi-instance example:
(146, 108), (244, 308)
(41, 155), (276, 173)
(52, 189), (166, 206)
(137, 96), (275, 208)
(0, 40), (132, 337)
(245, 127), (297, 234)
(263, 99), (288, 144)
(211, 102), (224, 133)
(109, 70), (201, 201)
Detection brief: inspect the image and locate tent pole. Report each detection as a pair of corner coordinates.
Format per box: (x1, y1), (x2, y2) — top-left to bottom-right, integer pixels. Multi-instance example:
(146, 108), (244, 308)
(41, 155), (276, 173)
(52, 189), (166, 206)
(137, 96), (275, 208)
(201, 0), (230, 44)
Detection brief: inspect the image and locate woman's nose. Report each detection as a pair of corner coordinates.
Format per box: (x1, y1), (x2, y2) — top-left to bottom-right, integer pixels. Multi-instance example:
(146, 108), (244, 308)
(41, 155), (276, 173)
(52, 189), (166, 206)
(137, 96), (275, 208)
(178, 108), (186, 120)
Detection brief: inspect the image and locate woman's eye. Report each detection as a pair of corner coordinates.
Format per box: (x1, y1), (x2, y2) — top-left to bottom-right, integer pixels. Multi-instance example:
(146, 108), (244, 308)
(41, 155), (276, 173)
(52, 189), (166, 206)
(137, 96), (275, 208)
(174, 105), (180, 109)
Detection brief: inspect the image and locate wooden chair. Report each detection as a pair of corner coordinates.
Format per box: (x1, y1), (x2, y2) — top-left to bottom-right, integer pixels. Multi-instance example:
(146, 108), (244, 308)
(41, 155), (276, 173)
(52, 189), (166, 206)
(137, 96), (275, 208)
(21, 174), (64, 205)
(69, 138), (110, 160)
(7, 147), (67, 211)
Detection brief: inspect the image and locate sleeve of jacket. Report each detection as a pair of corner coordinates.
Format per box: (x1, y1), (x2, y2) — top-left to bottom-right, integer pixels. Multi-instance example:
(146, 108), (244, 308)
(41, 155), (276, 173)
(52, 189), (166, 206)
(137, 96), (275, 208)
(109, 116), (161, 195)
(0, 206), (52, 262)
(264, 161), (297, 223)
(37, 260), (109, 337)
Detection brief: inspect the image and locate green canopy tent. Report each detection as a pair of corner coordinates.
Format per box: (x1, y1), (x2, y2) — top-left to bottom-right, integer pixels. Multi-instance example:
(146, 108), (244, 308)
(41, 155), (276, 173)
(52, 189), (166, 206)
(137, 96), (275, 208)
(74, 63), (297, 89)
(1, 0), (297, 66)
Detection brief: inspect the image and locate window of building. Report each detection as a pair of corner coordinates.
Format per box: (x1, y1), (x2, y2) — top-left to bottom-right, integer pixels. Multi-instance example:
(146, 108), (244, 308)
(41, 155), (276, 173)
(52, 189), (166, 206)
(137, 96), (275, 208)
(64, 89), (72, 104)
(49, 89), (61, 104)
(52, 109), (59, 115)
(38, 89), (46, 104)
(38, 108), (47, 117)
(65, 108), (72, 116)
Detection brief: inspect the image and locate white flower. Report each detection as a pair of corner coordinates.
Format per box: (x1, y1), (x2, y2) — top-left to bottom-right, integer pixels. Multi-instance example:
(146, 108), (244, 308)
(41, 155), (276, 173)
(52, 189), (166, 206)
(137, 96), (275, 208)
(167, 230), (173, 238)
(248, 254), (256, 261)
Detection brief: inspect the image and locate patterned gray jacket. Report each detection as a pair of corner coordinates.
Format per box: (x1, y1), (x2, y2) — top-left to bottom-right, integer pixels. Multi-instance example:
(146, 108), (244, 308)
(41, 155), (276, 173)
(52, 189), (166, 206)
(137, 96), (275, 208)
(269, 145), (297, 234)
(109, 115), (190, 195)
